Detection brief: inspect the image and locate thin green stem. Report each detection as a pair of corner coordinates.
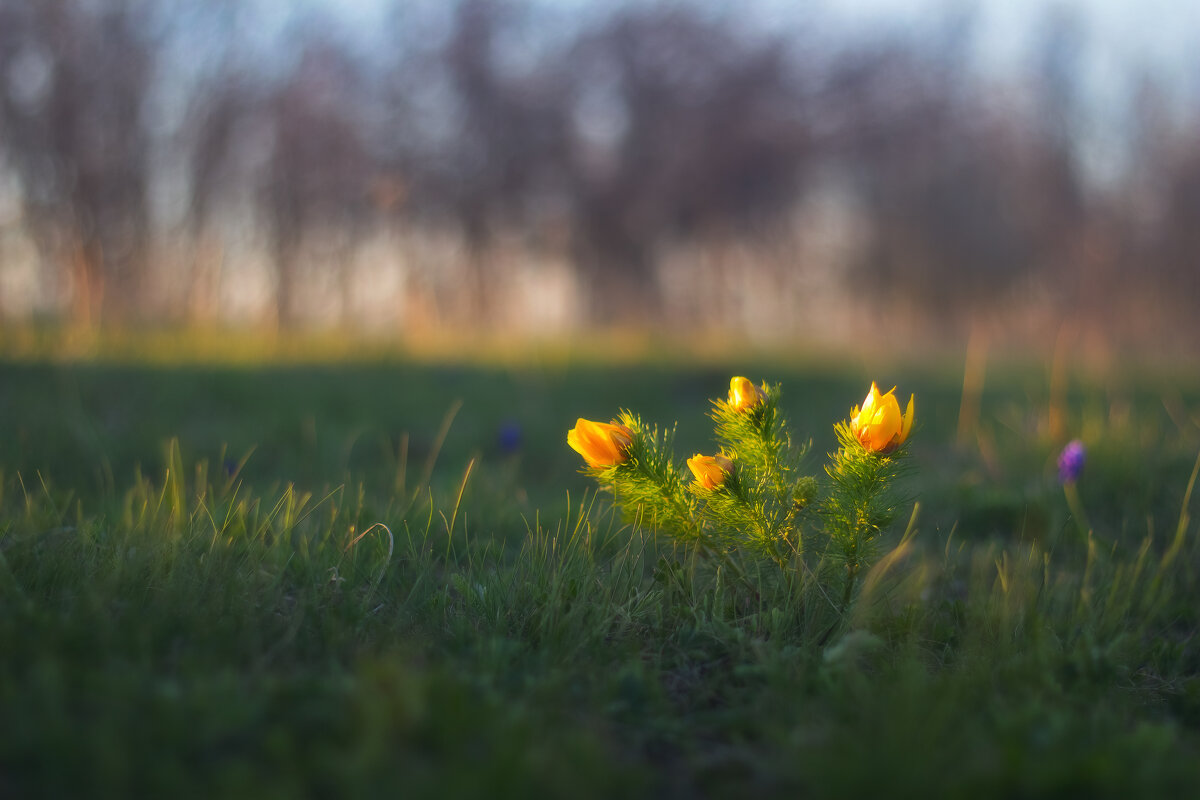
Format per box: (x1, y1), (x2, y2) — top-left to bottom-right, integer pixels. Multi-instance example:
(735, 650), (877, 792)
(1063, 482), (1093, 541)
(840, 562), (859, 613)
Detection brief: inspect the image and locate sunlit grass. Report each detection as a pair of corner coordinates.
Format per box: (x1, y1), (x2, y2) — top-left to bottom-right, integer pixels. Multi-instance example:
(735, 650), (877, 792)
(0, 323), (811, 368)
(4, 444), (1199, 796)
(1, 334), (1200, 796)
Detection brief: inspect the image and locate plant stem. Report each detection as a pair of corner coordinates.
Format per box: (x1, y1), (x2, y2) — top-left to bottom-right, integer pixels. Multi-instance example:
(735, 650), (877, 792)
(840, 562), (858, 613)
(1063, 483), (1093, 541)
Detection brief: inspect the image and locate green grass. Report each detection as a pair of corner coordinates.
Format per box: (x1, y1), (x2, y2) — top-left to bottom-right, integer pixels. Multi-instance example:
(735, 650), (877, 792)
(2, 343), (1200, 797)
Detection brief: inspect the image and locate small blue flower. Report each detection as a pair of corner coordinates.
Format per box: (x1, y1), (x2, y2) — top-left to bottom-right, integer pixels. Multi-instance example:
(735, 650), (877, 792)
(1057, 439), (1086, 484)
(497, 420), (523, 455)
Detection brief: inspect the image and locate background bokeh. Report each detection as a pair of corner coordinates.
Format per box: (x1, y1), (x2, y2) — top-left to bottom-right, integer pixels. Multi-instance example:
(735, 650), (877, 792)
(1, 0), (1199, 356)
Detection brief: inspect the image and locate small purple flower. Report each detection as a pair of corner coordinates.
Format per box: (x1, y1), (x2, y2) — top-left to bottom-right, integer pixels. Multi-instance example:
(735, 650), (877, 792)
(1057, 439), (1086, 484)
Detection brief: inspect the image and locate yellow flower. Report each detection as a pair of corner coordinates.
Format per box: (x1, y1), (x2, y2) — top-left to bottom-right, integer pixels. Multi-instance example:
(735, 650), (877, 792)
(567, 418), (634, 468)
(687, 454), (734, 490)
(850, 382), (914, 454)
(728, 376), (767, 412)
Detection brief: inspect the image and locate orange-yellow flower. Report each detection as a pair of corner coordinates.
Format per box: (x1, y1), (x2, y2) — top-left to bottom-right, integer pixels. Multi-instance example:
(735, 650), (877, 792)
(850, 382), (914, 454)
(687, 454), (734, 490)
(728, 376), (767, 413)
(567, 418), (634, 468)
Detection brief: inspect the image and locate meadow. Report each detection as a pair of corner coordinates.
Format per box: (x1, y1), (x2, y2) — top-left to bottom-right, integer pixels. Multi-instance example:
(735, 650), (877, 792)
(2, 333), (1200, 797)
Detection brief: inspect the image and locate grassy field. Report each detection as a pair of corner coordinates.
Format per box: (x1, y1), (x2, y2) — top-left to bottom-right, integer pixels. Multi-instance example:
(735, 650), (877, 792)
(2, 335), (1200, 797)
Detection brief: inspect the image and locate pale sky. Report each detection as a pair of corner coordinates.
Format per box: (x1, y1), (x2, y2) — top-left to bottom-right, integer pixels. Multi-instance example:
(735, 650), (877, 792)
(325, 0), (1200, 89)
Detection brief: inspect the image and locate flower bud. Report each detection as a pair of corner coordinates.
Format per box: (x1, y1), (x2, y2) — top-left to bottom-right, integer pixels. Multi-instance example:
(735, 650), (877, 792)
(687, 453), (734, 490)
(850, 382), (914, 454)
(567, 418), (634, 468)
(728, 376), (767, 413)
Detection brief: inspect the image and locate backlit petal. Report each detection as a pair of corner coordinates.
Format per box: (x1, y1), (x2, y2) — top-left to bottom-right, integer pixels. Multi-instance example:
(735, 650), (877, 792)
(899, 394), (915, 443)
(567, 418), (632, 467)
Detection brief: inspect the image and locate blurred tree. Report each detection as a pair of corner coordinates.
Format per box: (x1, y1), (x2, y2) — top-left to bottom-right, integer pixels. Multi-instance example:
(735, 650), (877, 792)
(561, 4), (809, 323)
(0, 0), (155, 326)
(1150, 135), (1200, 321)
(165, 0), (252, 323)
(262, 33), (373, 328)
(828, 20), (1085, 333)
(440, 0), (574, 323)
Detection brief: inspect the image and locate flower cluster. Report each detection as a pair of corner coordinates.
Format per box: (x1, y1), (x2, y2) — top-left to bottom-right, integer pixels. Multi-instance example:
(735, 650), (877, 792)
(566, 377), (916, 598)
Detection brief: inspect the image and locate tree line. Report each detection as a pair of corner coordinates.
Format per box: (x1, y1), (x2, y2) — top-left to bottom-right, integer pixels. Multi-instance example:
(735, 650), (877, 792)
(0, 0), (1197, 349)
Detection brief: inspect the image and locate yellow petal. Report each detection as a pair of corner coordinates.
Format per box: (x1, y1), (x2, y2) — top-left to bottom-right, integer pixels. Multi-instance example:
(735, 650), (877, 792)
(873, 400), (903, 450)
(899, 394), (915, 444)
(859, 383), (881, 418)
(728, 376), (765, 412)
(849, 382), (913, 453)
(687, 453), (731, 490)
(567, 418), (632, 467)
